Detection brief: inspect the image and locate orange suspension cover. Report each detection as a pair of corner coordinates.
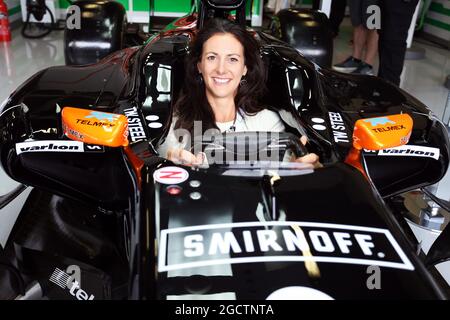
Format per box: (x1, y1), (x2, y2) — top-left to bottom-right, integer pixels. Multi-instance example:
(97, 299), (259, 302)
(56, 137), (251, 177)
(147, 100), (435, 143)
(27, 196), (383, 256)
(352, 114), (413, 151)
(62, 107), (129, 147)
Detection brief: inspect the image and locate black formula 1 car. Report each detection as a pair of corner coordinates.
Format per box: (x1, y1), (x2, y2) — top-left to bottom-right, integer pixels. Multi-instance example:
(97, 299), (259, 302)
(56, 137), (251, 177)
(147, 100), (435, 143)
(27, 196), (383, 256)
(0, 0), (450, 300)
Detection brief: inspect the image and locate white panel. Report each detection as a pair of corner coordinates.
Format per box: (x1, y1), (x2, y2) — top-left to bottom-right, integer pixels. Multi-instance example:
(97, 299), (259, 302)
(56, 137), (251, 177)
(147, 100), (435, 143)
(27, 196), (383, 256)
(20, 0), (57, 23)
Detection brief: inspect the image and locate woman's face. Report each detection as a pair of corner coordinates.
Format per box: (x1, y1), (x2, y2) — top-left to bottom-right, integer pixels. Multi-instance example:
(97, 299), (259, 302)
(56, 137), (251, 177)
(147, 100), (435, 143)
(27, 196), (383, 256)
(197, 33), (247, 101)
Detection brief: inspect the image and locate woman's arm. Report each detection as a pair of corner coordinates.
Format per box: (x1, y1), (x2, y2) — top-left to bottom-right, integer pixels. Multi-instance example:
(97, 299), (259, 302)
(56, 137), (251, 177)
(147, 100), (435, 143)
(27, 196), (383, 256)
(167, 148), (205, 165)
(293, 136), (323, 168)
(157, 120), (205, 166)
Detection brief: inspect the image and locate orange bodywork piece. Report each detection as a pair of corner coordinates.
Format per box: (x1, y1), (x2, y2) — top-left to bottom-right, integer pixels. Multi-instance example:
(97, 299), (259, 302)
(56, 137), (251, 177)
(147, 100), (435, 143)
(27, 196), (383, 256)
(124, 146), (144, 189)
(346, 114), (413, 178)
(62, 107), (129, 147)
(352, 114), (413, 151)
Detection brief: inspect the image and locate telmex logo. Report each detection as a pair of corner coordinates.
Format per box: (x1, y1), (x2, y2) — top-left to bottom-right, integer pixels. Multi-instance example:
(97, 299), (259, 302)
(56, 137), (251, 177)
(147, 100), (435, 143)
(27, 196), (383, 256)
(49, 267), (94, 300)
(74, 111), (120, 128)
(16, 140), (104, 155)
(371, 125), (406, 133)
(64, 125), (84, 140)
(76, 119), (115, 128)
(158, 221), (414, 272)
(363, 116), (407, 133)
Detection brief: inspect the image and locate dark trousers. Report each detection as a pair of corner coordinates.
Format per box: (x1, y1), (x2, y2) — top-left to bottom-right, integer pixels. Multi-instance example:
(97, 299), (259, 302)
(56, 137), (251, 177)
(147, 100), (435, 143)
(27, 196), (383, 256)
(313, 0), (347, 35)
(377, 0), (419, 86)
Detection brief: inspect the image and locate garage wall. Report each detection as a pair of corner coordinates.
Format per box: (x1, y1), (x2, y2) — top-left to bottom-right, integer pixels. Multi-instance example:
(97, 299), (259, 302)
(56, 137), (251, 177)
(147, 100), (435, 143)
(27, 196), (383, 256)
(5, 0), (21, 24)
(423, 0), (450, 46)
(4, 0), (315, 28)
(57, 0), (264, 25)
(5, 0), (315, 28)
(58, 0), (198, 20)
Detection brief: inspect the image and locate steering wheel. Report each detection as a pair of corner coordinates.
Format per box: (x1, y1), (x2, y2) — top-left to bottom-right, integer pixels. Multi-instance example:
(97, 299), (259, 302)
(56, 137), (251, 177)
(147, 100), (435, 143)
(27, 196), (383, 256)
(191, 131), (308, 165)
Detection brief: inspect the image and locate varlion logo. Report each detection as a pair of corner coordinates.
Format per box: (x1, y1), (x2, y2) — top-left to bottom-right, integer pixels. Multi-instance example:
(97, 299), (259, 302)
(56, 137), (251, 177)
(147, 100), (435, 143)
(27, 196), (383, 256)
(49, 267), (94, 300)
(364, 145), (440, 160)
(16, 141), (104, 155)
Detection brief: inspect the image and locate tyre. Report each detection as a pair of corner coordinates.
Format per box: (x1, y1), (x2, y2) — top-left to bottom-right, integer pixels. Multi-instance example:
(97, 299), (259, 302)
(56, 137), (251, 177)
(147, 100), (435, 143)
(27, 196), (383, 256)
(64, 0), (127, 65)
(271, 8), (333, 68)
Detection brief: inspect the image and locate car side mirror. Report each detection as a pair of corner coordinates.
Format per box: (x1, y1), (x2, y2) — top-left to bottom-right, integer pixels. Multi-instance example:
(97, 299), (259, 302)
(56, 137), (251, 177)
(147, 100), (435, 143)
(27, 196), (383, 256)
(346, 114), (413, 176)
(61, 107), (129, 147)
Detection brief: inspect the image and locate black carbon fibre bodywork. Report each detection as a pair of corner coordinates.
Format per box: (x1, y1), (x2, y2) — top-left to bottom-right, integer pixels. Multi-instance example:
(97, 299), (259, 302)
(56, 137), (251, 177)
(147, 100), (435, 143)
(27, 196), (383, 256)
(0, 3), (449, 300)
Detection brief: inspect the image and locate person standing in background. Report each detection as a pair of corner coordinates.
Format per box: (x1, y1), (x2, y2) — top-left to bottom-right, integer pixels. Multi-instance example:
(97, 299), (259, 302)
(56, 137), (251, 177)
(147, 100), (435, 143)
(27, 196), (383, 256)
(313, 0), (347, 37)
(377, 0), (420, 86)
(333, 0), (379, 75)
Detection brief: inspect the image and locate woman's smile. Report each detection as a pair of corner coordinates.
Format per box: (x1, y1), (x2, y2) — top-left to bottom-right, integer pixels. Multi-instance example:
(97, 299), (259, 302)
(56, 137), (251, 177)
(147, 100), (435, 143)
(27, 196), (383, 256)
(212, 77), (232, 85)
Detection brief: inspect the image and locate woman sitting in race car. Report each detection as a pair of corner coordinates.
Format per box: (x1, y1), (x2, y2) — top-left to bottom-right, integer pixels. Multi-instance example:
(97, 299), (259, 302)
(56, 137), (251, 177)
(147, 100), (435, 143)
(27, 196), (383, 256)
(157, 18), (321, 168)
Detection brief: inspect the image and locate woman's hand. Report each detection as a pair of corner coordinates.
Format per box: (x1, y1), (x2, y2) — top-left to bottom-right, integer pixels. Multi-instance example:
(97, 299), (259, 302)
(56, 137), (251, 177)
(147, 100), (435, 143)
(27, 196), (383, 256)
(167, 148), (205, 166)
(292, 136), (323, 169)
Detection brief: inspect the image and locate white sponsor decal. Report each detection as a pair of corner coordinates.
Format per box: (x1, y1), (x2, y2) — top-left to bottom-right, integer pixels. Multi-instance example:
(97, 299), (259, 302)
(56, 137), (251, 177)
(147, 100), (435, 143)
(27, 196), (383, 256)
(123, 106), (147, 142)
(84, 144), (104, 152)
(266, 286), (334, 300)
(16, 141), (103, 155)
(153, 166), (189, 184)
(158, 221), (414, 272)
(367, 145), (440, 160)
(313, 124), (327, 131)
(311, 117), (325, 124)
(49, 267), (94, 300)
(328, 112), (350, 144)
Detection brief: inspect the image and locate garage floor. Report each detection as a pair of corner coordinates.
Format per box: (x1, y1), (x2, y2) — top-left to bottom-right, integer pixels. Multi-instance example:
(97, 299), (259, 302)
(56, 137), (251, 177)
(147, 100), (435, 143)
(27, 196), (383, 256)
(0, 19), (450, 246)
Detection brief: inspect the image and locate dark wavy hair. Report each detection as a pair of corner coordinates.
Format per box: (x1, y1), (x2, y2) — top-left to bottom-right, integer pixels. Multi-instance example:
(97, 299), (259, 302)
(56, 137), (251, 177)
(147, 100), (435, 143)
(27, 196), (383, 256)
(174, 18), (266, 133)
